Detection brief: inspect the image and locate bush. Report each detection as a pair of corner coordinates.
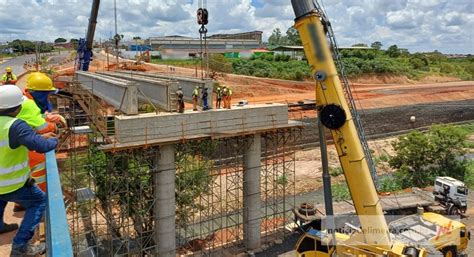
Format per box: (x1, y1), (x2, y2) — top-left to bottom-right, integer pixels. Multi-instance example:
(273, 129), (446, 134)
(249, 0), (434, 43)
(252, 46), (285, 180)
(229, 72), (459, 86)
(378, 176), (404, 192)
(389, 125), (468, 188)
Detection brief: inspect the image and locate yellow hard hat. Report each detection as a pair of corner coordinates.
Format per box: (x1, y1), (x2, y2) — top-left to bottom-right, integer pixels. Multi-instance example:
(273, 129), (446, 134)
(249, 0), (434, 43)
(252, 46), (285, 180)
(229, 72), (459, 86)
(27, 72), (56, 91)
(5, 67), (12, 72)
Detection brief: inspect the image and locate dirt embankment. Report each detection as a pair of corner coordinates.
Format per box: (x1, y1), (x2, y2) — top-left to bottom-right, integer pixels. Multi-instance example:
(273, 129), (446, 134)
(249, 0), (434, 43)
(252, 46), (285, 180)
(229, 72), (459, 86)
(349, 74), (462, 84)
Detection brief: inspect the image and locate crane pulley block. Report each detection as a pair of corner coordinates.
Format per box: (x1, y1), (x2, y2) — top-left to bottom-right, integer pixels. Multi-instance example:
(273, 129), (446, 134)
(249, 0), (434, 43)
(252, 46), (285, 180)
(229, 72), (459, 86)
(197, 8), (209, 25)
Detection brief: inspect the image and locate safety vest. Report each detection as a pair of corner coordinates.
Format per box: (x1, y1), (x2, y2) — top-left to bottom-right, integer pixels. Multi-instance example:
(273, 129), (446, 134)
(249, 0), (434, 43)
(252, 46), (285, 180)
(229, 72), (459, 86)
(193, 88), (199, 97)
(18, 99), (49, 131)
(1, 73), (17, 82)
(17, 99), (53, 192)
(0, 116), (30, 194)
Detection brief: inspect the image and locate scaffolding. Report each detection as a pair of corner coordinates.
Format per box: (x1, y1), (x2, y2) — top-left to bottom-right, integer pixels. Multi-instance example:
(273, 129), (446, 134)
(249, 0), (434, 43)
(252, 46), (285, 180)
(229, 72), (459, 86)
(56, 79), (300, 256)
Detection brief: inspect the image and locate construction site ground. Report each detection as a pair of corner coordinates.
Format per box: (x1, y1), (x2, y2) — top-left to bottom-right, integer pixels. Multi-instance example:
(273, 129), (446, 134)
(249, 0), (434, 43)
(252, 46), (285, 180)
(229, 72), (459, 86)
(0, 53), (473, 256)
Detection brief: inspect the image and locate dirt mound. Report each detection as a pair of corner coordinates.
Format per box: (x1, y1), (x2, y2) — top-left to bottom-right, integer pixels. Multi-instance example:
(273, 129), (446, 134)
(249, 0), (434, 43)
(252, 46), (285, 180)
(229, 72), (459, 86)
(349, 74), (463, 85)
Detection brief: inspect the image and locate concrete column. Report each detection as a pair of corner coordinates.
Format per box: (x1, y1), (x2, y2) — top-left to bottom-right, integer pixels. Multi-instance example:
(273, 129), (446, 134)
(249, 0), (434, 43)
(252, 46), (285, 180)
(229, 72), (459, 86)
(154, 145), (176, 257)
(243, 134), (262, 251)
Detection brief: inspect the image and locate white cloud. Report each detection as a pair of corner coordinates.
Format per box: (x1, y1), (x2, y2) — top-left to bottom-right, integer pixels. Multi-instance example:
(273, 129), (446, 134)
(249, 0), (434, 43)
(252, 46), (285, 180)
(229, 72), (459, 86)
(0, 0), (471, 54)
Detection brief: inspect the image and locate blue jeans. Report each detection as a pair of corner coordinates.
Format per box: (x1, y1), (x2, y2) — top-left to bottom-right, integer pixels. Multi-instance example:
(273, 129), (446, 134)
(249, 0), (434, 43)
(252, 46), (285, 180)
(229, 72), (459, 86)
(0, 184), (46, 247)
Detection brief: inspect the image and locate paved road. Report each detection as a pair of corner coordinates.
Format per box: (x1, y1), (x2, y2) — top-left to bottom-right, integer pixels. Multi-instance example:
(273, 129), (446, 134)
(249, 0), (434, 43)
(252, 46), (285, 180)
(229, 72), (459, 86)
(0, 54), (36, 77)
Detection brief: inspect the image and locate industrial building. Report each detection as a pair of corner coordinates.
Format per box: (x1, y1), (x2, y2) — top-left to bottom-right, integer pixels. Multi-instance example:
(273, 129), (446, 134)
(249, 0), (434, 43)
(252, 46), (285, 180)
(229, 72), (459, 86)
(149, 31), (263, 59)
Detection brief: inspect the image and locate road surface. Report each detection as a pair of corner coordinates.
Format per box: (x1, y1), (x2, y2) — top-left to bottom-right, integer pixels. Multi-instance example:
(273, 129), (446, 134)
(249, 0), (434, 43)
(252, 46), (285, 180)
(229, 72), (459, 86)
(0, 54), (35, 77)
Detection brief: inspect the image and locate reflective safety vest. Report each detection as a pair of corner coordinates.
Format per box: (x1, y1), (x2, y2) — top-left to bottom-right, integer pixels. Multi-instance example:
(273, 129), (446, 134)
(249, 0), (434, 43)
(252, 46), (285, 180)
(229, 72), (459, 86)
(17, 99), (54, 192)
(1, 73), (17, 82)
(0, 116), (30, 194)
(18, 99), (50, 132)
(193, 88), (199, 97)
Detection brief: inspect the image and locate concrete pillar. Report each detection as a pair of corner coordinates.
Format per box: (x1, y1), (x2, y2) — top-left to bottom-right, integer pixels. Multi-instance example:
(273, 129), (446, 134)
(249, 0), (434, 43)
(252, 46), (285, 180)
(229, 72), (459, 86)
(154, 145), (176, 257)
(243, 134), (262, 251)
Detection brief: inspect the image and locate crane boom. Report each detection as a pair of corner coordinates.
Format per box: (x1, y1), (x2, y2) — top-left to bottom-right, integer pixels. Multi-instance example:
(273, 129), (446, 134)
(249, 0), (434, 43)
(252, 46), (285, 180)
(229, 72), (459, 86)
(86, 0), (100, 50)
(78, 0), (100, 71)
(290, 0), (390, 247)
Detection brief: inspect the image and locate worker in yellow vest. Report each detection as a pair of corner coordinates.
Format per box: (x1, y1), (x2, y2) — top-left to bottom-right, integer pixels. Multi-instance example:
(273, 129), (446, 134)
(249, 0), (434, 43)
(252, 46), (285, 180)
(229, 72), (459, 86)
(1, 67), (17, 85)
(0, 85), (57, 256)
(13, 73), (65, 212)
(227, 87), (233, 109)
(192, 86), (199, 111)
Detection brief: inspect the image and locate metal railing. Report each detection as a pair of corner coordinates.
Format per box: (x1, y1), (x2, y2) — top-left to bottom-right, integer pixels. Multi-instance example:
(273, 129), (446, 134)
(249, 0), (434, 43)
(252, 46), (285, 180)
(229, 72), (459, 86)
(45, 151), (73, 257)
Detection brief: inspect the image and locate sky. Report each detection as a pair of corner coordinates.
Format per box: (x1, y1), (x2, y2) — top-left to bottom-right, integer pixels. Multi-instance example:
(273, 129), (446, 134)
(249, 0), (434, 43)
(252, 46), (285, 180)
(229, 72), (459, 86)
(0, 0), (472, 54)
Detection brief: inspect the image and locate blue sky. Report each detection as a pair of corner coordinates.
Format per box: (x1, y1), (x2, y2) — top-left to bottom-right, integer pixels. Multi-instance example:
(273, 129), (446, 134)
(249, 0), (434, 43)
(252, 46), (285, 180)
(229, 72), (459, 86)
(0, 0), (472, 54)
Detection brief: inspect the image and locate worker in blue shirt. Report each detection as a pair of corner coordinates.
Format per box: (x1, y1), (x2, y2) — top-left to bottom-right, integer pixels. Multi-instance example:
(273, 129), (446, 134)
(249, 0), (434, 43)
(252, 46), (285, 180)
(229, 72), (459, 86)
(202, 87), (209, 110)
(0, 85), (58, 256)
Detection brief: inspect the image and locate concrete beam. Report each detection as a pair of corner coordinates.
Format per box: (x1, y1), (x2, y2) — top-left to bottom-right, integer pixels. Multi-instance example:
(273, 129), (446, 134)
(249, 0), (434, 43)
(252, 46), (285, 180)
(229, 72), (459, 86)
(114, 104), (288, 144)
(243, 134), (262, 251)
(115, 71), (214, 107)
(153, 145), (176, 257)
(76, 71), (138, 115)
(97, 71), (179, 111)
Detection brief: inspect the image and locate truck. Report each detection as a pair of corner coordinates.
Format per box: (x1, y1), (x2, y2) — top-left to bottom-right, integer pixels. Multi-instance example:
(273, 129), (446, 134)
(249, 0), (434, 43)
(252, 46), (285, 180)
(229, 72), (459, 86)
(389, 211), (470, 256)
(289, 0), (470, 256)
(433, 176), (468, 215)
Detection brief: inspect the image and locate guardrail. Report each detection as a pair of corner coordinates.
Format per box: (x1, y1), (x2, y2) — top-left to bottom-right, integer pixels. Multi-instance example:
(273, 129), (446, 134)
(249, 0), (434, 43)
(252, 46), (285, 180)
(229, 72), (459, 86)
(45, 151), (73, 257)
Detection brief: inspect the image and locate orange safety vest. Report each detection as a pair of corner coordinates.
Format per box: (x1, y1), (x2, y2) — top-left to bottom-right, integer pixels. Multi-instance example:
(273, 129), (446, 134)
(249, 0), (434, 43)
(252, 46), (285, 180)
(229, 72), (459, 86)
(17, 98), (56, 192)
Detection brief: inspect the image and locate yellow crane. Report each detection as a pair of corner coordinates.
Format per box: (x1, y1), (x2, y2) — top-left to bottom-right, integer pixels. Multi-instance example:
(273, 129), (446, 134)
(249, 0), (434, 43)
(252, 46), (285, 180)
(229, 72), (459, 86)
(290, 0), (469, 256)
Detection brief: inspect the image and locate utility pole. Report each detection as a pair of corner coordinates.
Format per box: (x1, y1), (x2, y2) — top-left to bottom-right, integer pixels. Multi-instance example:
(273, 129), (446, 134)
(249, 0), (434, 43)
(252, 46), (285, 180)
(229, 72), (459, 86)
(114, 0), (119, 68)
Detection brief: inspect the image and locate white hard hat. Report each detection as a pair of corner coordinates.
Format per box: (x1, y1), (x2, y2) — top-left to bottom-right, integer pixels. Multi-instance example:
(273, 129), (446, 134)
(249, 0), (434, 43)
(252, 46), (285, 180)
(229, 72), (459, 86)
(0, 85), (24, 109)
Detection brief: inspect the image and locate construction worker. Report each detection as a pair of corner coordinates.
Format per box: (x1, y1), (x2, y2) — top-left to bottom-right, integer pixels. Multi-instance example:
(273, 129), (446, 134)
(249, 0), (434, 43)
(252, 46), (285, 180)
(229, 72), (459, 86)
(222, 86), (229, 109)
(202, 88), (209, 110)
(24, 72), (57, 114)
(0, 85), (58, 256)
(13, 73), (65, 212)
(176, 86), (185, 113)
(2, 67), (17, 85)
(227, 86), (233, 109)
(192, 86), (199, 111)
(216, 87), (222, 109)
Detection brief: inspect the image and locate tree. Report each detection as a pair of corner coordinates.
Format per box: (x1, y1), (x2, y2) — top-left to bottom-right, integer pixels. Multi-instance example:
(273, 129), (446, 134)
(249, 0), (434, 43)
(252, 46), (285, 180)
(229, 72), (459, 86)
(70, 38), (79, 48)
(268, 28), (283, 46)
(54, 38), (67, 43)
(386, 44), (401, 58)
(207, 54), (233, 79)
(389, 125), (468, 188)
(132, 36), (142, 40)
(370, 41), (383, 50)
(286, 27), (302, 46)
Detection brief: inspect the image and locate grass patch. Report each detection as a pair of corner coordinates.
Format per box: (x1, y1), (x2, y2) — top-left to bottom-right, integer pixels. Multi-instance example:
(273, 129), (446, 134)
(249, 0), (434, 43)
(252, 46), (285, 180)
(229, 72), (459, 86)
(331, 183), (351, 201)
(150, 58), (200, 67)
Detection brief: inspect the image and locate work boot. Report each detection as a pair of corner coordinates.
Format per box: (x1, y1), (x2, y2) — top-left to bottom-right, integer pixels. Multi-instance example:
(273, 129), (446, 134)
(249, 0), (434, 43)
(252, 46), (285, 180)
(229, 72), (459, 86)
(0, 223), (19, 234)
(10, 242), (46, 257)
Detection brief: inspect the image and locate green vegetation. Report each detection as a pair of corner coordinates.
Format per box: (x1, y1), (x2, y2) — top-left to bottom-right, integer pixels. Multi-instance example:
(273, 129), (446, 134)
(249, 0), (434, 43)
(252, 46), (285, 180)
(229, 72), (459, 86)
(465, 161), (474, 189)
(150, 57), (200, 67)
(389, 124), (469, 188)
(331, 183), (351, 201)
(151, 49), (473, 82)
(150, 27), (474, 81)
(232, 54), (310, 81)
(329, 166), (343, 177)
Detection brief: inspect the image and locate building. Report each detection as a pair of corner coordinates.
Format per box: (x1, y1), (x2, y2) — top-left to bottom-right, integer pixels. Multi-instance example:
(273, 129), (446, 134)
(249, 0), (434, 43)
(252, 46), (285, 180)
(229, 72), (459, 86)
(271, 45), (375, 60)
(206, 31), (263, 44)
(149, 32), (263, 60)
